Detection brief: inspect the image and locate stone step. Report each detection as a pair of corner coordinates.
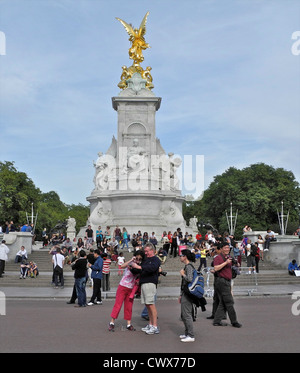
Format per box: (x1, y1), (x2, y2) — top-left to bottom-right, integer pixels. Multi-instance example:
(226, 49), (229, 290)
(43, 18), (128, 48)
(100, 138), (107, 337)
(9, 247), (280, 270)
(3, 248), (298, 289)
(158, 273), (300, 287)
(2, 267), (299, 289)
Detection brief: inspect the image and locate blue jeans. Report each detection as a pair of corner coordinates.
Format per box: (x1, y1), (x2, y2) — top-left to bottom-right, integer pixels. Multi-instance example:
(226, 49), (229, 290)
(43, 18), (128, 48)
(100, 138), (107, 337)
(122, 239), (129, 249)
(15, 255), (27, 263)
(75, 277), (87, 306)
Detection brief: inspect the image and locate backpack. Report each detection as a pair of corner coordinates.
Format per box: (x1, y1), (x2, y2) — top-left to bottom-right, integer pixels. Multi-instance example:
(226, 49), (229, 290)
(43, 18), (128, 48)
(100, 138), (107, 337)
(185, 264), (205, 299)
(250, 244), (258, 257)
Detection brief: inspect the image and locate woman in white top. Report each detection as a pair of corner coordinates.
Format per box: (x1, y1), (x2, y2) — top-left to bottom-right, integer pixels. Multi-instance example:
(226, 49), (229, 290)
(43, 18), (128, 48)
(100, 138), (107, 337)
(257, 235), (265, 261)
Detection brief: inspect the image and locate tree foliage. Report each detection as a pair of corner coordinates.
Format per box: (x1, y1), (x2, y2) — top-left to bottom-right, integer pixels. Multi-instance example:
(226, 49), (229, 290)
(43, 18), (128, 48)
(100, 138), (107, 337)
(183, 163), (300, 239)
(0, 161), (89, 238)
(1, 161), (299, 240)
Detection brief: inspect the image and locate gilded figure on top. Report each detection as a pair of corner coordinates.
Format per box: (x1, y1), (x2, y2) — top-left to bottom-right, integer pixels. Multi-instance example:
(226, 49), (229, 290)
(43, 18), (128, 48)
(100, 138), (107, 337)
(116, 12), (154, 90)
(116, 11), (150, 64)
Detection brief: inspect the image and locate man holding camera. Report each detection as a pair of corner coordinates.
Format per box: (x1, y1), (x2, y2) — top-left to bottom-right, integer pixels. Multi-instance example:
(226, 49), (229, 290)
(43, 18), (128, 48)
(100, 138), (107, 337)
(213, 242), (242, 328)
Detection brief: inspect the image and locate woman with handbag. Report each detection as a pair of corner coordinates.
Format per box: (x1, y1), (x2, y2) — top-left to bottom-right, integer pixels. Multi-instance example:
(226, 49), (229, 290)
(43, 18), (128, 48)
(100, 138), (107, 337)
(178, 249), (196, 343)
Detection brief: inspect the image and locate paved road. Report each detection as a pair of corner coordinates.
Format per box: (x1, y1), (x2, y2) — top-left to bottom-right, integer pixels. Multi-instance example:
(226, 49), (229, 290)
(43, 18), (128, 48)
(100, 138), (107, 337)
(0, 296), (299, 355)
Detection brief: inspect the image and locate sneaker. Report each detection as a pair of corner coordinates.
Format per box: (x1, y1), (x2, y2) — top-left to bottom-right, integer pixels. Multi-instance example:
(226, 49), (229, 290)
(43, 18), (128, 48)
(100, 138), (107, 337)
(108, 323), (115, 332)
(141, 324), (151, 332)
(96, 301), (103, 305)
(232, 322), (242, 328)
(181, 336), (195, 343)
(87, 302), (94, 306)
(145, 326), (159, 335)
(126, 324), (136, 331)
(179, 335), (187, 339)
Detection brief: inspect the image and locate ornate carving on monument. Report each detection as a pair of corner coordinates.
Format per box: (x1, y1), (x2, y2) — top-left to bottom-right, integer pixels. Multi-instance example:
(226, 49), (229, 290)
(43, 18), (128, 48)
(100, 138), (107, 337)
(168, 153), (182, 191)
(89, 200), (113, 226)
(93, 138), (118, 191)
(160, 201), (185, 226)
(127, 138), (148, 173)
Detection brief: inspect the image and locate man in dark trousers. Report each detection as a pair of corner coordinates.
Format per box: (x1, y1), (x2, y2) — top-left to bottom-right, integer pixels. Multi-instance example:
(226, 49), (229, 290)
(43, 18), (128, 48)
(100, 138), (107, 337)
(71, 249), (88, 307)
(213, 241), (242, 328)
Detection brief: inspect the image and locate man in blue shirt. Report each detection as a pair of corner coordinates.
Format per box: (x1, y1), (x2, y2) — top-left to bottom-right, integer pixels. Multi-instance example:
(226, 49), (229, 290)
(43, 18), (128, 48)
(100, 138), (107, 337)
(288, 259), (299, 276)
(87, 249), (103, 305)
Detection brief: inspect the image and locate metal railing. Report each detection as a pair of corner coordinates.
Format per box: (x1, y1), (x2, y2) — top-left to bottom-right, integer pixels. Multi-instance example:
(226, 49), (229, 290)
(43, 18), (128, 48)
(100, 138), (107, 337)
(201, 266), (258, 297)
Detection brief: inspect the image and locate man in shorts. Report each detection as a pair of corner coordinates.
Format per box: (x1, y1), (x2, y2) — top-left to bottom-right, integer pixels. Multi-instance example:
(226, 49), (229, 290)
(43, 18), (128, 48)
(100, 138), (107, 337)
(131, 242), (161, 334)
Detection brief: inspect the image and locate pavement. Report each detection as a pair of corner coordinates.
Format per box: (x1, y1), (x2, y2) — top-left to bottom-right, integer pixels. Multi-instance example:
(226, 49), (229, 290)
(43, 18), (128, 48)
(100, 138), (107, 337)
(1, 271), (299, 356)
(0, 297), (299, 354)
(1, 271), (299, 299)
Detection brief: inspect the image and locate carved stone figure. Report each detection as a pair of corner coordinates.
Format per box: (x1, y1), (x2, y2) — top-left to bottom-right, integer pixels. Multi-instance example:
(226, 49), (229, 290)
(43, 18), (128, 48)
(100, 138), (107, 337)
(127, 138), (148, 173)
(66, 217), (76, 231)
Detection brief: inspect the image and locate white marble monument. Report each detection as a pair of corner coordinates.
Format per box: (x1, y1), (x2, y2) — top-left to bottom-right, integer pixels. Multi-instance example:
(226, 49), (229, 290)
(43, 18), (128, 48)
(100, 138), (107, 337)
(85, 13), (188, 237)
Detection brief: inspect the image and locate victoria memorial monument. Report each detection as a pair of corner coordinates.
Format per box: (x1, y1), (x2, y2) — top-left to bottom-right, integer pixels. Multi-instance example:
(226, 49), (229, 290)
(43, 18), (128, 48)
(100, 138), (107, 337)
(85, 12), (190, 237)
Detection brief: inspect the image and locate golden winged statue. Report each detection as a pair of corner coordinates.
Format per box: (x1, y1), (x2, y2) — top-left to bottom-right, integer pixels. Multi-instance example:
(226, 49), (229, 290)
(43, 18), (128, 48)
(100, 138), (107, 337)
(116, 12), (154, 90)
(116, 11), (150, 64)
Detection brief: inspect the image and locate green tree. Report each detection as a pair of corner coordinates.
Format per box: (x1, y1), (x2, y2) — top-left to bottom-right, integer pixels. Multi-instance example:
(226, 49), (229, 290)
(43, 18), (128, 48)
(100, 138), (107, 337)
(0, 161), (89, 237)
(0, 161), (41, 224)
(184, 163), (300, 239)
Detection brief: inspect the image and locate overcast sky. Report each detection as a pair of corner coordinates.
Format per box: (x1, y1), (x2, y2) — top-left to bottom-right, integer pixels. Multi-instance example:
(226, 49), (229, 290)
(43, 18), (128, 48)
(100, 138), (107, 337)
(1, 0), (299, 205)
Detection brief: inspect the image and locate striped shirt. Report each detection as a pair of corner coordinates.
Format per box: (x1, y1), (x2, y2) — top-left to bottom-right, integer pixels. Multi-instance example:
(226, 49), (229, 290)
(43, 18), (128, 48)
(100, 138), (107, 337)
(102, 258), (111, 274)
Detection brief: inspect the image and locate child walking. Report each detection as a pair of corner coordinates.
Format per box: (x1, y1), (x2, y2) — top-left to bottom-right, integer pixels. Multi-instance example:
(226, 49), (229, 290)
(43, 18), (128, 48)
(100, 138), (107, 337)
(117, 252), (125, 276)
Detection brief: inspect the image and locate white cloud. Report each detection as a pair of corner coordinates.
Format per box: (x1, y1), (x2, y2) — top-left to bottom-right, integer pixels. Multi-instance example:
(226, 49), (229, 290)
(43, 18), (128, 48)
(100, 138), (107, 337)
(0, 0), (299, 205)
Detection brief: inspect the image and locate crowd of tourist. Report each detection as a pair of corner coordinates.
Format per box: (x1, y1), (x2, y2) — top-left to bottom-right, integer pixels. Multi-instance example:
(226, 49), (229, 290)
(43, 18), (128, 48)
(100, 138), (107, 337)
(0, 220), (35, 234)
(2, 220), (300, 343)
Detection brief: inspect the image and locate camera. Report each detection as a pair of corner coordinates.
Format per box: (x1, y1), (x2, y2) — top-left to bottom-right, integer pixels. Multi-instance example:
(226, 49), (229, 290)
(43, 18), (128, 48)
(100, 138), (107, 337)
(231, 256), (238, 266)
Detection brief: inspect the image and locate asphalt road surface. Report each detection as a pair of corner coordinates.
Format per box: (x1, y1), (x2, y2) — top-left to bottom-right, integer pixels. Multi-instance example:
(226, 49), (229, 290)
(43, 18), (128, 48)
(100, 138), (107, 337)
(0, 296), (299, 355)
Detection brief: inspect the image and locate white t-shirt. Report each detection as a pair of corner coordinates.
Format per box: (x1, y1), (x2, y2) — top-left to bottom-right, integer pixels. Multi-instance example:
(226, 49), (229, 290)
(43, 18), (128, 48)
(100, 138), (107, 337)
(53, 253), (65, 268)
(117, 256), (125, 266)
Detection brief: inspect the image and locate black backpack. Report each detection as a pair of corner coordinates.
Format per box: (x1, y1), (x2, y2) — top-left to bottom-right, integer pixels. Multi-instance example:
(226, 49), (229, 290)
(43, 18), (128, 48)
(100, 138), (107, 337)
(250, 244), (258, 257)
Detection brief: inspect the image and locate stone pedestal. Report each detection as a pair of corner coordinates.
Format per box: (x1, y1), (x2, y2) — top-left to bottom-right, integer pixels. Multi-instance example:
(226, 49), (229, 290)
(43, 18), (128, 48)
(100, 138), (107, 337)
(86, 73), (187, 238)
(243, 231), (300, 268)
(2, 232), (33, 260)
